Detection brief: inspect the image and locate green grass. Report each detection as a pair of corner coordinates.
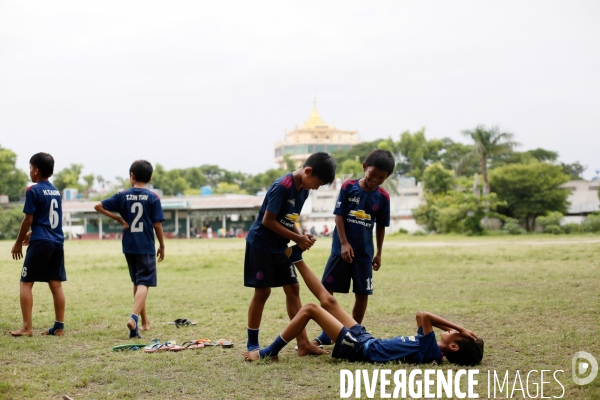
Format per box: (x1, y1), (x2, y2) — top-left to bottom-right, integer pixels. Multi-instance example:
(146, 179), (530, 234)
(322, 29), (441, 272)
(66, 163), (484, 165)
(0, 236), (599, 399)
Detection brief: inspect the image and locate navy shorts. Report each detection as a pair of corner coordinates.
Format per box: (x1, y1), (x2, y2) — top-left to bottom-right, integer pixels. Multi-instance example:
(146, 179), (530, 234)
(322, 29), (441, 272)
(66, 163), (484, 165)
(125, 254), (157, 287)
(21, 241), (66, 283)
(321, 254), (373, 295)
(332, 324), (374, 362)
(244, 242), (299, 288)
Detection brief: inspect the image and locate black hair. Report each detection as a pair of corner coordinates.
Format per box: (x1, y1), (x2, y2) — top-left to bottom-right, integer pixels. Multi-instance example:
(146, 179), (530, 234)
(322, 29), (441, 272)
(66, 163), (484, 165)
(364, 149), (395, 175)
(303, 152), (336, 185)
(129, 160), (153, 183)
(445, 337), (484, 366)
(29, 153), (54, 178)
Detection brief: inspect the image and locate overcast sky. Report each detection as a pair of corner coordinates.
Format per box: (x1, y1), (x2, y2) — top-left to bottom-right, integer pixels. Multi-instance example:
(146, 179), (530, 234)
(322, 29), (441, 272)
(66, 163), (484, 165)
(1, 1), (599, 183)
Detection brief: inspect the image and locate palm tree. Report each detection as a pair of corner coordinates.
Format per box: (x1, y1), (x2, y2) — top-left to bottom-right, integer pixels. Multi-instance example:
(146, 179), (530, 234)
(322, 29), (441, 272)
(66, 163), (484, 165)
(459, 125), (519, 194)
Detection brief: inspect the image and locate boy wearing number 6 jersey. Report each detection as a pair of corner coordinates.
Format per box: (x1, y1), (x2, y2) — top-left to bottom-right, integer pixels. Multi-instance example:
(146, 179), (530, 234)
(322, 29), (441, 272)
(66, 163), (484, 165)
(10, 153), (67, 337)
(95, 160), (165, 339)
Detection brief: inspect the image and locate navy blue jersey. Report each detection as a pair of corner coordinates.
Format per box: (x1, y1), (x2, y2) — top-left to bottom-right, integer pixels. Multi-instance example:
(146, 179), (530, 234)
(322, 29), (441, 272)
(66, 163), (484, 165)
(23, 181), (64, 244)
(364, 326), (443, 364)
(246, 173), (309, 254)
(101, 188), (165, 255)
(331, 180), (390, 262)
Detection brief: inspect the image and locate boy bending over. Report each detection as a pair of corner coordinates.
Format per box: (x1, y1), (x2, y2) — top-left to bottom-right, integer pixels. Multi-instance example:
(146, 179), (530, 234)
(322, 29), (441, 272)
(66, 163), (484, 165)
(243, 247), (484, 365)
(244, 152), (336, 356)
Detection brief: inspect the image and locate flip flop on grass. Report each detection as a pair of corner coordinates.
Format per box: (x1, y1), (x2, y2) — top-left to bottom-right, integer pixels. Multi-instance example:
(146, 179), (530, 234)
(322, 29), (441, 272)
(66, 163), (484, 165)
(180, 340), (205, 350)
(112, 343), (144, 351)
(144, 340), (181, 353)
(167, 319), (197, 328)
(217, 339), (234, 348)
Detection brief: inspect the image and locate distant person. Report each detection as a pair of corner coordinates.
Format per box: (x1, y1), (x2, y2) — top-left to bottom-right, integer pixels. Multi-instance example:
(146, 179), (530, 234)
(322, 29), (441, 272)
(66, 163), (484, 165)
(207, 227), (213, 238)
(243, 246), (484, 366)
(10, 153), (67, 337)
(313, 149), (394, 347)
(322, 225), (330, 237)
(310, 226), (316, 236)
(94, 160), (165, 339)
(244, 152), (336, 356)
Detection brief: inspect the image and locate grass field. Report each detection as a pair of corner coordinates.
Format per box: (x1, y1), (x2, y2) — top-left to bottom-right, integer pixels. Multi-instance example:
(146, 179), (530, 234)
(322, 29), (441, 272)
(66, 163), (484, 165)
(0, 236), (599, 399)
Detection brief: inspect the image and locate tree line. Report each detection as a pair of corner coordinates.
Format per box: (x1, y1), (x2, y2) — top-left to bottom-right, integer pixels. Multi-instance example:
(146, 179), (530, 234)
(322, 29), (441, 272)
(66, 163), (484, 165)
(0, 125), (597, 238)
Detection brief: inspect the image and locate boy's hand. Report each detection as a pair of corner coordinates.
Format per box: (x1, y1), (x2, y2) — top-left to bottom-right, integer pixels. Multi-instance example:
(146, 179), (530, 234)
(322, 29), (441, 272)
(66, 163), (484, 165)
(11, 243), (23, 260)
(297, 234), (315, 251)
(118, 217), (130, 229)
(22, 231), (32, 246)
(157, 246), (165, 262)
(458, 328), (478, 341)
(341, 242), (354, 263)
(372, 254), (381, 271)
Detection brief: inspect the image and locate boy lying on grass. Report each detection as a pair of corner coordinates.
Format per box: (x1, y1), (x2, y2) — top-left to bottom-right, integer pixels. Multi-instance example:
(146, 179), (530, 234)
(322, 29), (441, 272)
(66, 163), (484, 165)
(243, 246), (483, 366)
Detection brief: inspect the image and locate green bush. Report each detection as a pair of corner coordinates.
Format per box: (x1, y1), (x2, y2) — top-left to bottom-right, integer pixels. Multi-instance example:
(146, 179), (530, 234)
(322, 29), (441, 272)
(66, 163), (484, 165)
(396, 228), (409, 235)
(536, 211), (564, 231)
(562, 223), (582, 234)
(502, 217), (526, 235)
(543, 224), (564, 234)
(581, 213), (600, 233)
(411, 230), (427, 236)
(0, 206), (24, 240)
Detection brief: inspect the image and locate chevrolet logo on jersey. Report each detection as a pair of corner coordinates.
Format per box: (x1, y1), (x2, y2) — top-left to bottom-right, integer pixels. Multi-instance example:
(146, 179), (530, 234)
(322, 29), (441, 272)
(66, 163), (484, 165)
(349, 210), (371, 221)
(285, 213), (299, 222)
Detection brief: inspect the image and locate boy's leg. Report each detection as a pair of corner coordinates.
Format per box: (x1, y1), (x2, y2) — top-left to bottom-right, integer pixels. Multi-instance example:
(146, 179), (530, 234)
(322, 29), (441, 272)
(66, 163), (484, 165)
(243, 302), (344, 361)
(127, 285), (148, 338)
(294, 260), (358, 328)
(352, 294), (369, 324)
(281, 283), (328, 356)
(10, 282), (34, 337)
(134, 285), (150, 330)
(247, 287), (271, 350)
(43, 280), (65, 336)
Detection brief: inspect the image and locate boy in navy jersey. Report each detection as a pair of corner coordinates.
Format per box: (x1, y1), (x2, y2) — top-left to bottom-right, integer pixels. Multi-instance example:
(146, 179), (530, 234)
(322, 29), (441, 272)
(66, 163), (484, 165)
(95, 160), (165, 339)
(245, 152), (336, 356)
(243, 247), (484, 366)
(10, 153), (66, 337)
(314, 149), (394, 346)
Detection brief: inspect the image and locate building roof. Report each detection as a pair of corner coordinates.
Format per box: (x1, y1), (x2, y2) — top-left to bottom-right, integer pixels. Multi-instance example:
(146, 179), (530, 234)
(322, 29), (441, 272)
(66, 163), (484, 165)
(61, 194), (265, 214)
(301, 100), (330, 129)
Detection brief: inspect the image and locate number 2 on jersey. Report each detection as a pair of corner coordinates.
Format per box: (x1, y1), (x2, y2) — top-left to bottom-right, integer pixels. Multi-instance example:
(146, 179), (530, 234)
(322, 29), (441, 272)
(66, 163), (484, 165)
(131, 202), (144, 232)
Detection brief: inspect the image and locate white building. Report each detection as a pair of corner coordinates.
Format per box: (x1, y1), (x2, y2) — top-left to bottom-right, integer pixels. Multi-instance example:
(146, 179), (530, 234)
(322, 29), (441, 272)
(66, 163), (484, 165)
(561, 180), (600, 223)
(300, 177), (424, 234)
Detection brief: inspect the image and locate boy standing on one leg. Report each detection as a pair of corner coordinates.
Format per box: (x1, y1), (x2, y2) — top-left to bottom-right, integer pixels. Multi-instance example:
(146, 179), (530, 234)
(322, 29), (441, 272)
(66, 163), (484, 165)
(95, 160), (165, 338)
(244, 152), (336, 356)
(314, 149), (395, 346)
(10, 153), (66, 337)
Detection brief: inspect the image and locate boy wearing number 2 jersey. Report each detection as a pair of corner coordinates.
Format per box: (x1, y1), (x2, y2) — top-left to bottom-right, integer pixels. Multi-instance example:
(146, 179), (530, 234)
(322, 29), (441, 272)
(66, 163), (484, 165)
(95, 160), (165, 339)
(10, 153), (67, 337)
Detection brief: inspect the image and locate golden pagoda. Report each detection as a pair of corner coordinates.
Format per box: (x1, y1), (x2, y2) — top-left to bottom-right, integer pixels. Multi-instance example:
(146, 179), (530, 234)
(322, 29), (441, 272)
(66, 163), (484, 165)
(274, 101), (359, 168)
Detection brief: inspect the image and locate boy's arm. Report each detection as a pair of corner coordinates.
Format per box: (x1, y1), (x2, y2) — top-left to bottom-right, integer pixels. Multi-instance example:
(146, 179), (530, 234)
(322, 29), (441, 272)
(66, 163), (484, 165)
(153, 221), (165, 262)
(336, 214), (354, 263)
(262, 211), (314, 250)
(11, 214), (34, 260)
(372, 223), (385, 271)
(94, 203), (129, 229)
(417, 311), (477, 340)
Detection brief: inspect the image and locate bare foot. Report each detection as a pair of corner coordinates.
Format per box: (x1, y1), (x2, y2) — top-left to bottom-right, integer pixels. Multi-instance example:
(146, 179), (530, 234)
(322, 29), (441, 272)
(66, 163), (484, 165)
(10, 327), (33, 337)
(141, 324), (150, 331)
(126, 318), (136, 330)
(242, 349), (279, 362)
(41, 329), (64, 336)
(297, 343), (330, 356)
